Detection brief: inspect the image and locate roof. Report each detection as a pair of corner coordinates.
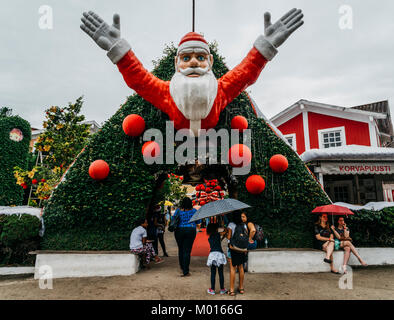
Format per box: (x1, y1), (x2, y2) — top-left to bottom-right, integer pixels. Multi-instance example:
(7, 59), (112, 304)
(300, 145), (394, 162)
(270, 99), (387, 125)
(351, 100), (393, 137)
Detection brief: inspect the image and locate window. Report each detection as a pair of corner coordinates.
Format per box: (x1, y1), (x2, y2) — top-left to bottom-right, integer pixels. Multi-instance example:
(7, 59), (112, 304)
(284, 134), (297, 151)
(318, 127), (346, 149)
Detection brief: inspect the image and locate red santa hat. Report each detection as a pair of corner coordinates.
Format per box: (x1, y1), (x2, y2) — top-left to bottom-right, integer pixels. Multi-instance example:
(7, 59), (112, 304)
(177, 32), (210, 55)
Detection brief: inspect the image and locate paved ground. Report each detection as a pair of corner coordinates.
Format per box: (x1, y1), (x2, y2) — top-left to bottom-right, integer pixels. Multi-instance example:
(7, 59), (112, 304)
(1, 230), (393, 300)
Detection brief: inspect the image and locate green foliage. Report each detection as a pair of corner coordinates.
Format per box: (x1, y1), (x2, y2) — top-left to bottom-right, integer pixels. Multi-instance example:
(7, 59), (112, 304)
(0, 214), (41, 265)
(0, 115), (31, 206)
(36, 96), (90, 168)
(43, 43), (330, 250)
(162, 174), (187, 205)
(0, 107), (13, 118)
(346, 207), (394, 247)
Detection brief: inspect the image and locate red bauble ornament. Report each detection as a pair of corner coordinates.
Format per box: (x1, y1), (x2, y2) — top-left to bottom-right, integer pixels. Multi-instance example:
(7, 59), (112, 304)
(122, 114), (145, 137)
(231, 115), (248, 131)
(246, 175), (266, 194)
(215, 186), (221, 191)
(142, 141), (160, 159)
(32, 179), (38, 185)
(41, 179), (46, 183)
(89, 160), (110, 181)
(200, 200), (206, 206)
(269, 154), (289, 173)
(228, 144), (252, 167)
(205, 187), (212, 193)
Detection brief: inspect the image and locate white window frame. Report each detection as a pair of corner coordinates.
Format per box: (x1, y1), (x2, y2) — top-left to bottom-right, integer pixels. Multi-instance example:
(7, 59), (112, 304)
(318, 126), (346, 149)
(284, 133), (297, 152)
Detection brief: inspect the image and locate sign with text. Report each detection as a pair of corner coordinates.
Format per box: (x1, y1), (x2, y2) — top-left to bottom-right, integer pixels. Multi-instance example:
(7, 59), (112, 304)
(320, 162), (394, 175)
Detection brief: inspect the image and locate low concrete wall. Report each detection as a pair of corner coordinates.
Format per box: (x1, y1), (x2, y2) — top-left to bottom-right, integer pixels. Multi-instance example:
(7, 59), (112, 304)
(33, 252), (139, 279)
(248, 248), (394, 273)
(0, 267), (35, 276)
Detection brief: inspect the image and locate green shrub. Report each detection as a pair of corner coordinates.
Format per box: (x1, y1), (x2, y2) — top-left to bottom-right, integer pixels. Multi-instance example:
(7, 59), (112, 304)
(0, 115), (31, 206)
(42, 43), (330, 250)
(346, 207), (394, 247)
(0, 214), (41, 265)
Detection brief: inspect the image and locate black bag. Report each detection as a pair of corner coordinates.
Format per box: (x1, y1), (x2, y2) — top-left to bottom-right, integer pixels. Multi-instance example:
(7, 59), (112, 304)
(230, 223), (249, 252)
(168, 209), (180, 232)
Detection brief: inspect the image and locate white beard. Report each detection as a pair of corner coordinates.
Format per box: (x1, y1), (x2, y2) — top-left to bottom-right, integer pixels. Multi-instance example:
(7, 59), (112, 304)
(169, 69), (218, 136)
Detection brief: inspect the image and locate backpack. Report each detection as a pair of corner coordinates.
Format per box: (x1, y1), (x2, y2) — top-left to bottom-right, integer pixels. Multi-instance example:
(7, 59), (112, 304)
(253, 224), (264, 242)
(168, 209), (180, 232)
(230, 223), (249, 252)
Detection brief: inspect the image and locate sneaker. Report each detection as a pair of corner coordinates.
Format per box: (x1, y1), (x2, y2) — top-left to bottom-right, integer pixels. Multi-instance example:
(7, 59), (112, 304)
(220, 289), (228, 295)
(207, 288), (215, 295)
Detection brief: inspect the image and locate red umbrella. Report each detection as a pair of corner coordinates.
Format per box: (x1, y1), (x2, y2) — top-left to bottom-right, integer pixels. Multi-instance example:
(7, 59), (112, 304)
(312, 204), (354, 216)
(312, 204), (354, 224)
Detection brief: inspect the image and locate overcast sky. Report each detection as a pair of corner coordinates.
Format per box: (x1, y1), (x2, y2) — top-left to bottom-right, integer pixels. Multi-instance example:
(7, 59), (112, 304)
(1, 0), (393, 129)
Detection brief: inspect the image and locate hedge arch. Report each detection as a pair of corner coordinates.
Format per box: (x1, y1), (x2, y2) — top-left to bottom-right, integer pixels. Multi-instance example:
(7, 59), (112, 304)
(0, 115), (31, 206)
(42, 43), (330, 250)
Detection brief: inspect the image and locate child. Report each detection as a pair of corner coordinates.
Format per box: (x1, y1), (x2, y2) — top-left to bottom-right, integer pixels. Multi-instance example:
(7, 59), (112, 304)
(206, 223), (228, 295)
(130, 218), (164, 269)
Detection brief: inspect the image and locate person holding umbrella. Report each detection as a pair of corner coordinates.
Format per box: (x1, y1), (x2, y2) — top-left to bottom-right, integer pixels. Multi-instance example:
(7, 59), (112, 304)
(314, 213), (340, 274)
(331, 216), (368, 273)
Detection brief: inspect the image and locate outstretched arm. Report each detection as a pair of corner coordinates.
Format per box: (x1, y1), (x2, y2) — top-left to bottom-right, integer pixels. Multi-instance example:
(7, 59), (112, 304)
(219, 8), (304, 105)
(80, 11), (170, 112)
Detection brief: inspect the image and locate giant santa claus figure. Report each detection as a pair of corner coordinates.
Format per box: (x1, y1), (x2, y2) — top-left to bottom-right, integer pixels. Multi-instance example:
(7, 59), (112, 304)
(81, 8), (304, 136)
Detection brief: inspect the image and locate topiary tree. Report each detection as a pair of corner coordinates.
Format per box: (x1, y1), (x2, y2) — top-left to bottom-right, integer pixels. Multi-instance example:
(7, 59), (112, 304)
(42, 43), (330, 250)
(0, 110), (31, 206)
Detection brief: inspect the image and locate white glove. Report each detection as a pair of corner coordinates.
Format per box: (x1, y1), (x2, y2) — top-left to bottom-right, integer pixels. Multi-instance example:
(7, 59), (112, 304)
(80, 11), (131, 64)
(254, 8), (304, 60)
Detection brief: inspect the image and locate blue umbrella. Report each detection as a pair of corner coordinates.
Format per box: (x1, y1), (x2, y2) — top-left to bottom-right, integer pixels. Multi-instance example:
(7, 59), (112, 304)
(188, 198), (251, 223)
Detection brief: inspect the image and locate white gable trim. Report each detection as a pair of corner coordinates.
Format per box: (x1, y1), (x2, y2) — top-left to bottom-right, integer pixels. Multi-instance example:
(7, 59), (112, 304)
(270, 100), (386, 128)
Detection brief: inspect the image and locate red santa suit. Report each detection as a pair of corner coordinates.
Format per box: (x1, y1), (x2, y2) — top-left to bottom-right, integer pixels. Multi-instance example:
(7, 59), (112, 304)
(115, 34), (269, 132)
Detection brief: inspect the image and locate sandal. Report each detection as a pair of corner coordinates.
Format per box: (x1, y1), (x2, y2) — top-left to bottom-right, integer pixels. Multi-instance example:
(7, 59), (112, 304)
(237, 288), (245, 294)
(228, 291), (236, 296)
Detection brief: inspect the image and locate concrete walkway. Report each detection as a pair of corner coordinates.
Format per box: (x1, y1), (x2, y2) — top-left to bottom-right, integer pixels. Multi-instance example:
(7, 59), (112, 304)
(0, 230), (393, 299)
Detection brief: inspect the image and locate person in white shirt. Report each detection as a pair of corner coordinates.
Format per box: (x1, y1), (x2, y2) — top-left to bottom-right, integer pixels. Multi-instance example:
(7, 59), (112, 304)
(130, 218), (164, 268)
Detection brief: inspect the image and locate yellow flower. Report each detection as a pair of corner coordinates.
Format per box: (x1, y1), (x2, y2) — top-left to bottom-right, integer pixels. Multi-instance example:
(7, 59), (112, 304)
(56, 124), (64, 130)
(27, 168), (37, 179)
(43, 122), (48, 129)
(43, 145), (51, 152)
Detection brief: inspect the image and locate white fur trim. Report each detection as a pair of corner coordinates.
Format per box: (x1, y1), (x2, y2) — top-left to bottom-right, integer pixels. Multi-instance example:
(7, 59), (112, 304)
(253, 35), (278, 61)
(107, 38), (131, 64)
(177, 40), (210, 55)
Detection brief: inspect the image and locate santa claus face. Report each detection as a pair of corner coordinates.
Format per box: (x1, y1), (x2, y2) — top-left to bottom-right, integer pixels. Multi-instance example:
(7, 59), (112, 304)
(176, 51), (213, 77)
(170, 48), (218, 135)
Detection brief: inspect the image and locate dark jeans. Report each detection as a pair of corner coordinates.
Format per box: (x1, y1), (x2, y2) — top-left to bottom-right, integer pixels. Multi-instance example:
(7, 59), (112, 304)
(175, 227), (196, 275)
(211, 265), (224, 290)
(157, 232), (167, 255)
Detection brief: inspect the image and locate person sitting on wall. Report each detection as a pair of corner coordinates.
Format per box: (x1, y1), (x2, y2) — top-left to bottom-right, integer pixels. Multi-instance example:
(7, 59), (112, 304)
(331, 216), (368, 273)
(314, 213), (340, 274)
(130, 218), (164, 269)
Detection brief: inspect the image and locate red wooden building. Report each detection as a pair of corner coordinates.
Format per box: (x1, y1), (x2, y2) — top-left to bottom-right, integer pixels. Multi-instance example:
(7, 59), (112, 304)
(270, 100), (394, 204)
